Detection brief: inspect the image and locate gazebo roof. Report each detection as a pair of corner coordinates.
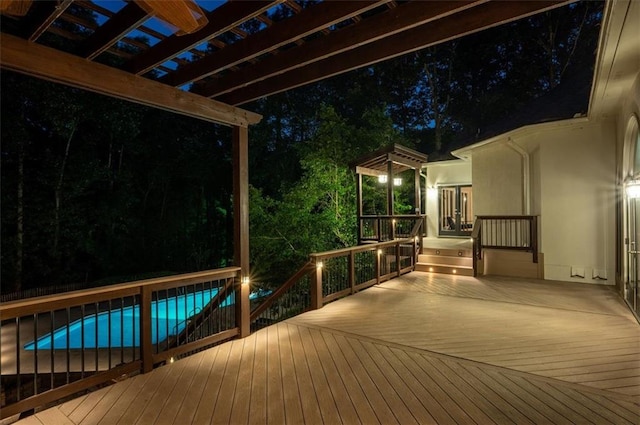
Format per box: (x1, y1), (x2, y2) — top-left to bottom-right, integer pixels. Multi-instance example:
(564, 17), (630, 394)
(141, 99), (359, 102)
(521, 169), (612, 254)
(351, 144), (428, 177)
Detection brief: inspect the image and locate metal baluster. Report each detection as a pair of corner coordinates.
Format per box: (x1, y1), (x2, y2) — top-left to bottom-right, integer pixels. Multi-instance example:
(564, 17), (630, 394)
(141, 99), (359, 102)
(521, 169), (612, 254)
(108, 300), (112, 370)
(120, 298), (125, 365)
(33, 313), (38, 395)
(94, 302), (99, 373)
(183, 287), (188, 342)
(66, 308), (70, 384)
(16, 317), (21, 401)
(165, 290), (169, 351)
(81, 305), (85, 378)
(132, 296), (136, 361)
(50, 311), (55, 390)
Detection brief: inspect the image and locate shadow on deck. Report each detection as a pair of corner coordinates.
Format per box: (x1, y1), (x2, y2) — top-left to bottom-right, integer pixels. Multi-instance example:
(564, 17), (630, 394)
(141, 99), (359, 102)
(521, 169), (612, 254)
(14, 273), (640, 425)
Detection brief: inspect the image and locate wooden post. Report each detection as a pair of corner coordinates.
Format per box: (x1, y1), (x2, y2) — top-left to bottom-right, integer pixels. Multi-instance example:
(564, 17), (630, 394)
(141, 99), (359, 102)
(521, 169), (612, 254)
(387, 160), (394, 241)
(139, 287), (153, 373)
(414, 168), (421, 214)
(413, 237), (417, 270)
(233, 126), (250, 338)
(356, 173), (363, 244)
(386, 160), (394, 216)
(376, 249), (381, 284)
(396, 242), (401, 277)
(311, 261), (323, 310)
(349, 252), (356, 294)
(531, 216), (538, 263)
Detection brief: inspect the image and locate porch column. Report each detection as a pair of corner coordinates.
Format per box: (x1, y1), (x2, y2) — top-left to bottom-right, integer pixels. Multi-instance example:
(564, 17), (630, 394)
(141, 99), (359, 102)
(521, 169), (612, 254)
(233, 126), (250, 338)
(356, 172), (363, 244)
(386, 160), (394, 216)
(414, 168), (421, 214)
(387, 160), (394, 240)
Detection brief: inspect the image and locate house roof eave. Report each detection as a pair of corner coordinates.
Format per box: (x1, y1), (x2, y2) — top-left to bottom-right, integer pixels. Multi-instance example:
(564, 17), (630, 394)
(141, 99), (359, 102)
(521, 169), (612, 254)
(450, 116), (590, 160)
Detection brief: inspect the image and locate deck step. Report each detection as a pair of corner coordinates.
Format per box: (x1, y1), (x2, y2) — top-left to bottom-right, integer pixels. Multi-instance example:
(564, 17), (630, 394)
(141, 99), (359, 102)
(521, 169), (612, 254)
(418, 246), (474, 276)
(415, 263), (474, 276)
(418, 254), (472, 267)
(422, 247), (472, 258)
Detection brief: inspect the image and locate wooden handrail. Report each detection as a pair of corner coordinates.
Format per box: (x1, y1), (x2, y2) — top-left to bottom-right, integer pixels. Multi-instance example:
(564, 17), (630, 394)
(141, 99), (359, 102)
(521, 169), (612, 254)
(0, 267), (241, 318)
(249, 261), (315, 322)
(360, 214), (427, 219)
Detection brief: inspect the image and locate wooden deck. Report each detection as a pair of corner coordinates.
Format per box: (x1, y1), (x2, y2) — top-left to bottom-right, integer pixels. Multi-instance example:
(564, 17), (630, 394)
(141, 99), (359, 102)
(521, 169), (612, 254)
(14, 273), (640, 425)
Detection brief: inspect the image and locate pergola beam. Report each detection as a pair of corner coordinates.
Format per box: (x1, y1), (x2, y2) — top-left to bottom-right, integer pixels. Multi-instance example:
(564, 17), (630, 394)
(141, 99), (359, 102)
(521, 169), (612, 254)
(197, 0), (483, 98)
(217, 0), (572, 105)
(0, 33), (261, 127)
(81, 2), (149, 60)
(23, 0), (74, 42)
(162, 0), (389, 87)
(126, 1), (282, 76)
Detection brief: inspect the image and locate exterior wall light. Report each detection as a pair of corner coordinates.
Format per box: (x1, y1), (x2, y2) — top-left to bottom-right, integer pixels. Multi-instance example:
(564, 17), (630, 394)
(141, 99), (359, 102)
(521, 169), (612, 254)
(626, 180), (640, 199)
(241, 276), (250, 286)
(393, 177), (402, 186)
(378, 174), (388, 183)
(316, 261), (323, 269)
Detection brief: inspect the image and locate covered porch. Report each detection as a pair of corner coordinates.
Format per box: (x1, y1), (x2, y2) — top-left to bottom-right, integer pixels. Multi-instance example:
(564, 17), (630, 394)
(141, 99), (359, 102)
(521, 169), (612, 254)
(14, 272), (640, 425)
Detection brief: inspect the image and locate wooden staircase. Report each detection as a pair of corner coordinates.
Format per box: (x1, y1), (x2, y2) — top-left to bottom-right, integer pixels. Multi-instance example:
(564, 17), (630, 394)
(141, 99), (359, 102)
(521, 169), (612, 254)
(415, 247), (474, 276)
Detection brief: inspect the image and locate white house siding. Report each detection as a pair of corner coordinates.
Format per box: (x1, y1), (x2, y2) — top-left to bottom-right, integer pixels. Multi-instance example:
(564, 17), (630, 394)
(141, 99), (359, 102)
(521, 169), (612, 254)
(472, 144), (524, 215)
(535, 120), (616, 284)
(448, 119), (617, 285)
(424, 160), (472, 238)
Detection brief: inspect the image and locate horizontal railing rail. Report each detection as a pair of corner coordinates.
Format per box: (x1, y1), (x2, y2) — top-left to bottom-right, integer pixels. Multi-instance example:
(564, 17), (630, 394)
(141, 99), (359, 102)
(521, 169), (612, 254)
(359, 214), (426, 243)
(0, 267), (241, 419)
(473, 216), (539, 267)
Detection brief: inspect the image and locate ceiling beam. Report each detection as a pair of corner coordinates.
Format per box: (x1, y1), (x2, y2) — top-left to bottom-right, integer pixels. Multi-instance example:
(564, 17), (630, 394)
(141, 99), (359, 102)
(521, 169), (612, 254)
(218, 0), (572, 105)
(162, 0), (389, 87)
(126, 1), (282, 75)
(81, 2), (149, 60)
(197, 0), (484, 98)
(22, 0), (73, 42)
(0, 33), (261, 127)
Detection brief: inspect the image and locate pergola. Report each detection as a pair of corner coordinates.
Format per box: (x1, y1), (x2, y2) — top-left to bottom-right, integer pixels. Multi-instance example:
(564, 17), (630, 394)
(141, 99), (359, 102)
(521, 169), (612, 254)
(353, 144), (428, 215)
(352, 144), (428, 242)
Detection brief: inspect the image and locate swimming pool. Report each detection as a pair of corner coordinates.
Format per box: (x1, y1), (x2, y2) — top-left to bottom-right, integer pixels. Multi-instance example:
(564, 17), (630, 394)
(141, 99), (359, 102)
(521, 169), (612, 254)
(25, 289), (269, 350)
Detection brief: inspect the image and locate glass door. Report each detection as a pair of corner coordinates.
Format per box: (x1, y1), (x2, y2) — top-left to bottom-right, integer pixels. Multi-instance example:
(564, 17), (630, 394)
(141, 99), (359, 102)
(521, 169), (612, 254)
(626, 194), (640, 317)
(438, 185), (473, 236)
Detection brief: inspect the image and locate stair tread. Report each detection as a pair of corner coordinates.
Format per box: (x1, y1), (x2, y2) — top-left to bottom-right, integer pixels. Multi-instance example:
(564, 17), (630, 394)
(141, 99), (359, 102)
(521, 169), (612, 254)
(416, 262), (473, 269)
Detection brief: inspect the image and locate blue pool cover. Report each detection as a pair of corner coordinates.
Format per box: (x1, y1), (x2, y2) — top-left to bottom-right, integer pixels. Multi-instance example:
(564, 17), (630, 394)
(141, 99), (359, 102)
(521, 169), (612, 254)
(25, 289), (269, 350)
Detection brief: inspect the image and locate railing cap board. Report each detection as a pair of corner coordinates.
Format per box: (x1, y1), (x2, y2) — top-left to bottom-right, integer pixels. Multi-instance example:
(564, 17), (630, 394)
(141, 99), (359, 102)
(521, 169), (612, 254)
(310, 238), (414, 260)
(360, 214), (426, 219)
(0, 267), (241, 319)
(476, 215), (538, 219)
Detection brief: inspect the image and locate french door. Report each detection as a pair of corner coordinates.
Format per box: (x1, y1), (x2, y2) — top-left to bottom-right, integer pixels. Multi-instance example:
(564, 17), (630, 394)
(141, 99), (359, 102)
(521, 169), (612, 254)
(438, 185), (473, 236)
(626, 195), (640, 318)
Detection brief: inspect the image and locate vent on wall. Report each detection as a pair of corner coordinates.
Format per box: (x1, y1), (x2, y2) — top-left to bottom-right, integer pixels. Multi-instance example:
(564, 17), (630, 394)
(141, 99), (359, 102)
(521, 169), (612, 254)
(570, 266), (585, 278)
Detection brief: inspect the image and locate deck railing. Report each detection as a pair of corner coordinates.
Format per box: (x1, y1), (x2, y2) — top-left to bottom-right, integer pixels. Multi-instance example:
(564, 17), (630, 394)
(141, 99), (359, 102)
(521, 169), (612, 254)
(359, 214), (426, 243)
(251, 221), (424, 332)
(471, 216), (539, 276)
(0, 267), (241, 419)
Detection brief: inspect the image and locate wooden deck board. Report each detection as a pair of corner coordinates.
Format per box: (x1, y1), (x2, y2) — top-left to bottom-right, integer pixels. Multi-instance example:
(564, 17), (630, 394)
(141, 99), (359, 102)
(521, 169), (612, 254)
(296, 325), (342, 425)
(172, 342), (218, 425)
(18, 273), (640, 425)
